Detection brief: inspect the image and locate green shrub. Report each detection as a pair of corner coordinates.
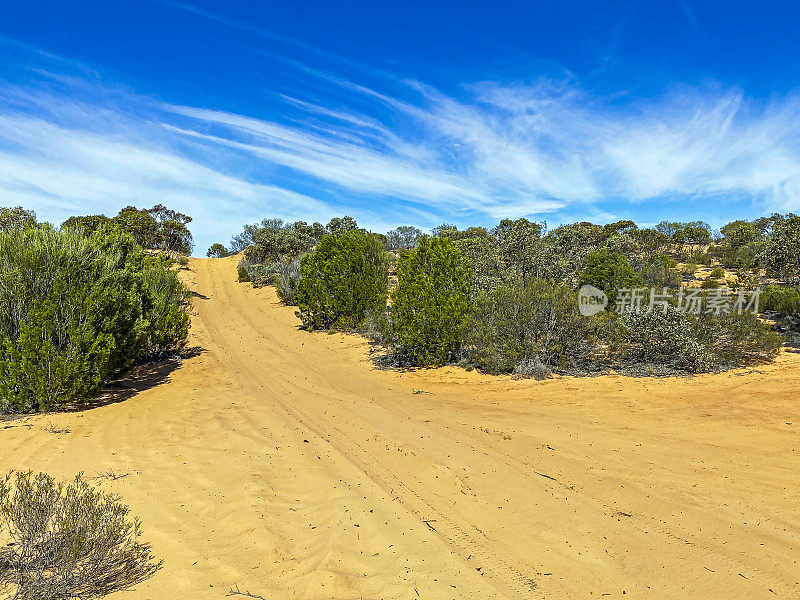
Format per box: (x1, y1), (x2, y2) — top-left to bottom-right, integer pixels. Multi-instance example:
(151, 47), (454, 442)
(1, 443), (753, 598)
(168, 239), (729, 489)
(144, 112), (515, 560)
(465, 279), (592, 373)
(760, 284), (800, 315)
(710, 266), (726, 278)
(140, 259), (191, 354)
(579, 249), (639, 305)
(639, 252), (680, 288)
(688, 250), (712, 266)
(0, 471), (162, 599)
(618, 307), (714, 372)
(616, 305), (781, 373)
(700, 278), (720, 289)
(0, 226), (190, 413)
(695, 311), (783, 367)
(682, 263), (698, 276)
(390, 236), (473, 365)
(294, 231), (389, 329)
(236, 260), (250, 282)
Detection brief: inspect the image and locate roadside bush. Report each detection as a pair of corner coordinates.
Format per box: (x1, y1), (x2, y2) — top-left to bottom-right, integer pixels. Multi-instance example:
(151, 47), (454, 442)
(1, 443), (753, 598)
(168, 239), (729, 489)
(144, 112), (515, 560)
(512, 356), (552, 380)
(237, 261), (250, 282)
(695, 311), (783, 368)
(700, 278), (720, 289)
(294, 231), (389, 329)
(390, 236), (473, 365)
(465, 279), (592, 373)
(616, 305), (781, 373)
(710, 266), (726, 278)
(275, 259), (300, 305)
(618, 307), (714, 372)
(0, 226), (190, 413)
(760, 285), (800, 315)
(0, 471), (162, 599)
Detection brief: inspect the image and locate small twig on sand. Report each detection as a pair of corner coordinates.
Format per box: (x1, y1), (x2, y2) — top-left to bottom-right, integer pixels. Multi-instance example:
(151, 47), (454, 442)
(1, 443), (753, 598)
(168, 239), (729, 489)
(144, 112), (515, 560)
(226, 584), (267, 599)
(90, 469), (131, 482)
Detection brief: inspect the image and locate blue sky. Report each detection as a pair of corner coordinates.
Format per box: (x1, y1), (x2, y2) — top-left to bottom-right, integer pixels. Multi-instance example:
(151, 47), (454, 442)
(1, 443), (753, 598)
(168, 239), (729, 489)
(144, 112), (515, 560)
(2, 1), (800, 254)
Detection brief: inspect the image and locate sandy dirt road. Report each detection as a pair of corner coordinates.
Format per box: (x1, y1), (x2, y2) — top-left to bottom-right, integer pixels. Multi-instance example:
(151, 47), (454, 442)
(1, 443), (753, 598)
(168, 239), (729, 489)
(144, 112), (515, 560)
(1, 255), (798, 599)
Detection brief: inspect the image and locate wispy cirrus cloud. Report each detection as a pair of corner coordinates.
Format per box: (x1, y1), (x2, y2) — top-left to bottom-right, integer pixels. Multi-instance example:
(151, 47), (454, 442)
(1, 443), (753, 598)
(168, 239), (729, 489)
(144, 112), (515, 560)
(2, 34), (800, 255)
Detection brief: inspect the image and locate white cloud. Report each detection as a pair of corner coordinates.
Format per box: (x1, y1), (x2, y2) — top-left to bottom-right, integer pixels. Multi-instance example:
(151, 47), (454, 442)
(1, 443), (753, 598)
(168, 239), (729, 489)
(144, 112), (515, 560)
(2, 59), (800, 255)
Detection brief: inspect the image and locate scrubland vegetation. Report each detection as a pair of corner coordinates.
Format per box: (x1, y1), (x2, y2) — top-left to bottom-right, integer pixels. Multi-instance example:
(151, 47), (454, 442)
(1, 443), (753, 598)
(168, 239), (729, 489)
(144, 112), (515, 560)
(224, 213), (799, 377)
(0, 206), (192, 414)
(0, 471), (162, 599)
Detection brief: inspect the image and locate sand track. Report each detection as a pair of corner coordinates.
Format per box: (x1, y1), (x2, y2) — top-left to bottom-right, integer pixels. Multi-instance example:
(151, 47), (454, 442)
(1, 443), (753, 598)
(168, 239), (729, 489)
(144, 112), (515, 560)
(1, 255), (798, 599)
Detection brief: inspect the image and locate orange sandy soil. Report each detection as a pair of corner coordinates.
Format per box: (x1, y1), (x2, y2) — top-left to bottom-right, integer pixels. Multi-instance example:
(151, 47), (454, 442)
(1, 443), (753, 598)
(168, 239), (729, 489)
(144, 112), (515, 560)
(1, 255), (798, 600)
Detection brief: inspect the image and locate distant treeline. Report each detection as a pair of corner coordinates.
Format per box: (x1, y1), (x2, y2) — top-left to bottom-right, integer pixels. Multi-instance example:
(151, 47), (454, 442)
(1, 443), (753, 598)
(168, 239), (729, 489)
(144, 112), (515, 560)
(219, 213), (800, 377)
(0, 205), (192, 413)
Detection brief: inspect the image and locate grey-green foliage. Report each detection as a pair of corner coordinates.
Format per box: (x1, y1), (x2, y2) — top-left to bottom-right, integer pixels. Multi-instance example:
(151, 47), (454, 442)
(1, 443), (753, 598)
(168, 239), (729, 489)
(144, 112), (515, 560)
(385, 226), (422, 251)
(275, 259), (301, 305)
(0, 471), (162, 600)
(617, 305), (782, 373)
(620, 306), (715, 372)
(464, 279), (593, 373)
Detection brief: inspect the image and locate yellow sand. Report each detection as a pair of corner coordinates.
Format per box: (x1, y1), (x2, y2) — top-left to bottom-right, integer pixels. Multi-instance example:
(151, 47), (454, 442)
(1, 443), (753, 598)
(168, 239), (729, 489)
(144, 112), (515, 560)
(1, 255), (798, 599)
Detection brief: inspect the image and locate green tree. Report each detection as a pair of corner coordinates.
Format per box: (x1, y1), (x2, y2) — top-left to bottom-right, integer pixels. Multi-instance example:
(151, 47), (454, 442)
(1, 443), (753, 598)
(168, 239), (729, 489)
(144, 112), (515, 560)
(720, 220), (760, 249)
(390, 236), (473, 365)
(0, 207), (36, 233)
(761, 215), (800, 280)
(579, 249), (640, 305)
(206, 243), (231, 258)
(294, 231), (389, 329)
(325, 215), (359, 236)
(61, 214), (111, 236)
(385, 226), (422, 250)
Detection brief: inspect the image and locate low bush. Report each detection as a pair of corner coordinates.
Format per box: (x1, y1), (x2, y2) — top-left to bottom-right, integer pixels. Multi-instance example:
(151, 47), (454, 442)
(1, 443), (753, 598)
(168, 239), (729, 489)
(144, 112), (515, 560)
(464, 279), (593, 373)
(275, 259), (300, 305)
(695, 311), (783, 368)
(639, 252), (680, 288)
(700, 278), (720, 289)
(0, 471), (162, 599)
(617, 307), (714, 372)
(390, 237), (473, 365)
(710, 266), (726, 278)
(512, 357), (552, 380)
(760, 284), (800, 315)
(294, 231), (389, 330)
(615, 305), (781, 373)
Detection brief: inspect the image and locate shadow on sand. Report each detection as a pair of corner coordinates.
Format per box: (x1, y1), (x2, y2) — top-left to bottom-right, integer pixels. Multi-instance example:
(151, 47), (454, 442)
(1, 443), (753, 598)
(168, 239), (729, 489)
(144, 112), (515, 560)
(76, 346), (204, 411)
